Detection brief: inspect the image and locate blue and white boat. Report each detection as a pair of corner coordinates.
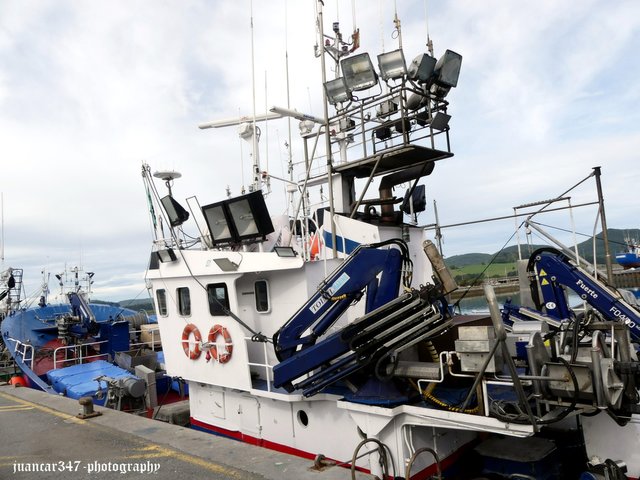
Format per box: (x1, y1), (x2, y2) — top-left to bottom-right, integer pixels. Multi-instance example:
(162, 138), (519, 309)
(0, 267), (174, 412)
(138, 3), (640, 478)
(616, 238), (640, 269)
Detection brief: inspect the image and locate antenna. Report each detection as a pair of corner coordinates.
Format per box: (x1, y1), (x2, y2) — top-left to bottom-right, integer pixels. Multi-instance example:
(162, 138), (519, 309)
(284, 0), (294, 186)
(153, 170), (182, 196)
(198, 113), (281, 130)
(198, 112), (282, 196)
(269, 106), (323, 125)
(424, 0), (434, 55)
(393, 0), (403, 50)
(250, 0), (259, 192)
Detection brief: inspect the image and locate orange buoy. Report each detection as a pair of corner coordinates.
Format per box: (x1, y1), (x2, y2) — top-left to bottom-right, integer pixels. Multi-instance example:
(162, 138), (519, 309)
(9, 375), (27, 387)
(208, 324), (233, 363)
(181, 324), (202, 359)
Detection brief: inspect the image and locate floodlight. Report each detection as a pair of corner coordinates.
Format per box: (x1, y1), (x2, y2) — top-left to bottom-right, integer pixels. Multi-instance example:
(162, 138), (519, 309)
(394, 117), (411, 134)
(430, 112), (451, 131)
(406, 92), (428, 111)
(324, 77), (350, 105)
(157, 248), (177, 263)
(213, 258), (239, 272)
(202, 202), (235, 245)
(433, 50), (462, 88)
(415, 110), (431, 126)
(341, 53), (379, 92)
(401, 185), (426, 215)
(377, 49), (407, 81)
(376, 99), (398, 118)
(375, 124), (392, 140)
(228, 199), (259, 237)
(407, 53), (437, 83)
(430, 83), (451, 98)
(161, 195), (190, 227)
(338, 117), (355, 131)
(226, 191), (274, 242)
(274, 246), (297, 257)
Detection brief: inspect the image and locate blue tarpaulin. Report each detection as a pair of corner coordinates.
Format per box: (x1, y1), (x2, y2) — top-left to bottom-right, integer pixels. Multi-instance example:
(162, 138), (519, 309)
(46, 360), (138, 404)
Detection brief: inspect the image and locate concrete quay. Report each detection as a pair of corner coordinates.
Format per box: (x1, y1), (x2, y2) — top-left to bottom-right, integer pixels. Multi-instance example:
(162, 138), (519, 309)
(0, 385), (372, 480)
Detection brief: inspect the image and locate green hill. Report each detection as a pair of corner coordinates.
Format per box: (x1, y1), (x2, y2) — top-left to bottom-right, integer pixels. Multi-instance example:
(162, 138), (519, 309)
(445, 228), (638, 268)
(445, 244), (546, 268)
(444, 252), (492, 268)
(119, 298), (155, 312)
(92, 297), (154, 313)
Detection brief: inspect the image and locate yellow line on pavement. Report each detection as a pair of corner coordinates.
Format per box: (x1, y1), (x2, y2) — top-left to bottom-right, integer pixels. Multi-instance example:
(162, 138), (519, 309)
(120, 453), (168, 459)
(0, 456), (33, 468)
(127, 444), (249, 478)
(0, 392), (250, 478)
(0, 392), (85, 424)
(0, 405), (34, 412)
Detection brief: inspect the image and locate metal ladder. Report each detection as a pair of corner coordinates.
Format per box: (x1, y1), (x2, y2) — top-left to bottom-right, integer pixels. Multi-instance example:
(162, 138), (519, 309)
(6, 268), (23, 310)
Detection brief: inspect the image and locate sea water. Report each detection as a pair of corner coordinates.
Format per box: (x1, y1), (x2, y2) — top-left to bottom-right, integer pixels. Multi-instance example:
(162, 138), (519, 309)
(455, 288), (640, 315)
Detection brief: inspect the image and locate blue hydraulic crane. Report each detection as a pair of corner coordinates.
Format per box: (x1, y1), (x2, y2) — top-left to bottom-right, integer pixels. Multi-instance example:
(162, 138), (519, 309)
(273, 239), (453, 397)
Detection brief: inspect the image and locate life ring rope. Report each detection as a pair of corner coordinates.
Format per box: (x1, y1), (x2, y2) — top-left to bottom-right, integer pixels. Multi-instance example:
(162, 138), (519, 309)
(181, 323), (202, 360)
(208, 324), (233, 363)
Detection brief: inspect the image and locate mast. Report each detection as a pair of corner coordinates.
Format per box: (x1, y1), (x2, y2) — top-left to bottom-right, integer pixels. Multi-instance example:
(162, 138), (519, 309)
(250, 0), (260, 192)
(284, 0), (296, 218)
(593, 166), (614, 280)
(393, 0), (403, 50)
(318, 0), (338, 258)
(433, 199), (443, 254)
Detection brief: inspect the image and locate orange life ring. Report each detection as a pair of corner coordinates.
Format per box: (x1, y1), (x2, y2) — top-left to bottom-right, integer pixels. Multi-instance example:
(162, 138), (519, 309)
(208, 324), (233, 363)
(181, 324), (202, 359)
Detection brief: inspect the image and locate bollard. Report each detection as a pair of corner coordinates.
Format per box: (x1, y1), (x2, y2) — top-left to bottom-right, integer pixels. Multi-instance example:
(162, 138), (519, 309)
(77, 396), (102, 419)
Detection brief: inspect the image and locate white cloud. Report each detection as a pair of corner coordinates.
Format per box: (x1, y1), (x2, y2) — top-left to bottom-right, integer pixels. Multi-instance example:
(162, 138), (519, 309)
(1, 0), (638, 299)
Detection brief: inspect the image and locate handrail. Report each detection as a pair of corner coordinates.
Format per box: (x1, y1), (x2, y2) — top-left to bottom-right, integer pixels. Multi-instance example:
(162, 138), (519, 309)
(129, 325), (161, 351)
(53, 340), (108, 369)
(9, 337), (35, 370)
(245, 336), (275, 392)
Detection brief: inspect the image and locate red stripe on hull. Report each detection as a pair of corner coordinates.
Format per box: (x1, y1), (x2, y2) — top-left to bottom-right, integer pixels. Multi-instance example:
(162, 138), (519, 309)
(190, 416), (476, 479)
(190, 417), (318, 460)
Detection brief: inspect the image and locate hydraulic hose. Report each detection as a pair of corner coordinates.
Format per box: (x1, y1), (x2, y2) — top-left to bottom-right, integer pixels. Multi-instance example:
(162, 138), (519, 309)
(489, 356), (579, 425)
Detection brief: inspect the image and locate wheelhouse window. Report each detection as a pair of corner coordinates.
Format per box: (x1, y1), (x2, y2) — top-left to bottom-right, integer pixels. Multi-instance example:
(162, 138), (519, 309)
(207, 283), (229, 316)
(177, 287), (191, 316)
(254, 280), (270, 313)
(156, 289), (167, 316)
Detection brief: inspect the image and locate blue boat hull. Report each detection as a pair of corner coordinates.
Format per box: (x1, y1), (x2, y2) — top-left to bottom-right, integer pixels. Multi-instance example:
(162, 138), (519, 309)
(616, 252), (640, 269)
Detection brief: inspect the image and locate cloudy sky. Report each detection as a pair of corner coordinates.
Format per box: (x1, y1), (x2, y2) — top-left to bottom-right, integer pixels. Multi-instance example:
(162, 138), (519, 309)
(1, 0), (638, 302)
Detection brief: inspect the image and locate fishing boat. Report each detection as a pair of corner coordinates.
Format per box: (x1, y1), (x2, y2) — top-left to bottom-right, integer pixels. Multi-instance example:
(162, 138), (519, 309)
(616, 238), (640, 269)
(141, 2), (640, 478)
(0, 266), (179, 414)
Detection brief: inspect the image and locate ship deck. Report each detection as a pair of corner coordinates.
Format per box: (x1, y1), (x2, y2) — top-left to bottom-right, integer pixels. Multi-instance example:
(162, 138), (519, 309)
(0, 384), (373, 480)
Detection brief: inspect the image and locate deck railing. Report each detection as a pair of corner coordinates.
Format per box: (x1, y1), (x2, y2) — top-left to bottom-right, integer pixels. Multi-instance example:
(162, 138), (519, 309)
(129, 325), (161, 351)
(7, 337), (35, 370)
(245, 336), (275, 392)
(52, 340), (109, 369)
